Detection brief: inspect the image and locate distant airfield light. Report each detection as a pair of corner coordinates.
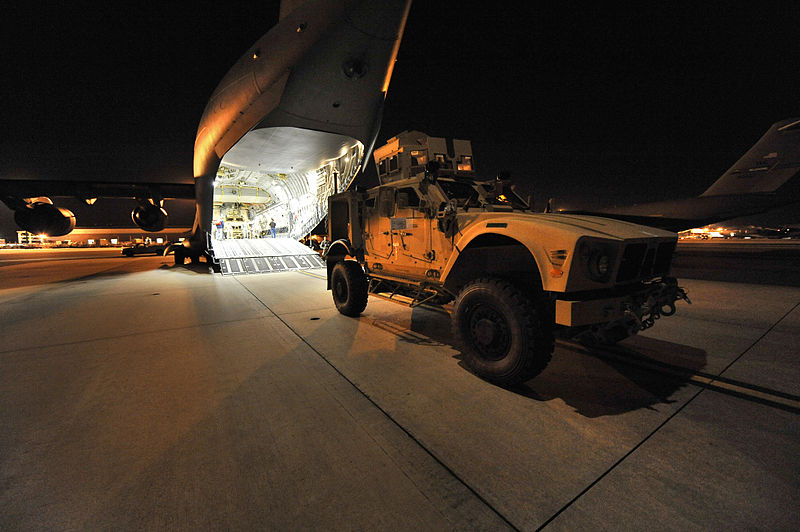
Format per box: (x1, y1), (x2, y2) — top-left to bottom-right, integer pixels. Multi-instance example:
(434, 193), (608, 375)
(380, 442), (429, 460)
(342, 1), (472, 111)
(252, 49), (261, 60)
(296, 23), (307, 33)
(84, 198), (97, 205)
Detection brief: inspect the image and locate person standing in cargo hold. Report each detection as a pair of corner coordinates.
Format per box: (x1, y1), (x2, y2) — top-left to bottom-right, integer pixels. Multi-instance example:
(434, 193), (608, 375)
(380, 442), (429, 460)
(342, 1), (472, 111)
(269, 218), (276, 238)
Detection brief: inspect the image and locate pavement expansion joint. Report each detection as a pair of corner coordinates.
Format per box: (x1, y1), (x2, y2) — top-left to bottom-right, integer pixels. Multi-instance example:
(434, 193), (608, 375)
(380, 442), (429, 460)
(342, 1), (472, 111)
(0, 315), (275, 355)
(234, 275), (520, 530)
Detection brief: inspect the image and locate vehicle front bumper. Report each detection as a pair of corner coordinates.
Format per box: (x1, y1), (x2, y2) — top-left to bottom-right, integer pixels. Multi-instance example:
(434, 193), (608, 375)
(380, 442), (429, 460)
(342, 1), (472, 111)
(554, 277), (688, 328)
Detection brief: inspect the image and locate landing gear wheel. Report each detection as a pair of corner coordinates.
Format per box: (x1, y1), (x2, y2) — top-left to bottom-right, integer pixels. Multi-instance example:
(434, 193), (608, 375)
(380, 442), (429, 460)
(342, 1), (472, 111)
(330, 261), (368, 317)
(452, 278), (553, 386)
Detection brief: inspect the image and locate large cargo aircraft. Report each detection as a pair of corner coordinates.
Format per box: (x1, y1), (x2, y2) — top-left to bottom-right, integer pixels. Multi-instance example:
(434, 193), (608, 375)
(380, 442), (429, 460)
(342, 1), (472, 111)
(0, 0), (412, 265)
(1, 1), (797, 266)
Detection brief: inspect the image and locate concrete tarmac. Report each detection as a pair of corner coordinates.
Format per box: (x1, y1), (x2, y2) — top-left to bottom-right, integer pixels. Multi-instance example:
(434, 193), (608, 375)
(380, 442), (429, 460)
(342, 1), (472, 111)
(1, 249), (798, 530)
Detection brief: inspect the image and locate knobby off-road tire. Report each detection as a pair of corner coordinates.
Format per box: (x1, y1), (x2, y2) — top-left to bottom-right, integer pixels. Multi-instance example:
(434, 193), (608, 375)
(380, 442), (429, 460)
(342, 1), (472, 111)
(331, 261), (368, 317)
(452, 278), (554, 386)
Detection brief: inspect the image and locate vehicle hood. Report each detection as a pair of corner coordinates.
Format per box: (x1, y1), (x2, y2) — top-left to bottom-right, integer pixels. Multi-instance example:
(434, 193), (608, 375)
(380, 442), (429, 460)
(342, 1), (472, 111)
(460, 212), (678, 241)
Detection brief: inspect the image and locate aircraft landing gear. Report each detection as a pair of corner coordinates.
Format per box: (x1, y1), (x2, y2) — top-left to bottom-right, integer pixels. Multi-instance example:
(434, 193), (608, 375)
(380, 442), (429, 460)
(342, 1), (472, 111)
(173, 248), (186, 265)
(165, 237), (211, 267)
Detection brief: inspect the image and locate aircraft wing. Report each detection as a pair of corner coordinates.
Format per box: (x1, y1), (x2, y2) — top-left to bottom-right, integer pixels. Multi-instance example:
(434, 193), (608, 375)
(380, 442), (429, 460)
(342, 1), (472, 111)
(559, 194), (792, 233)
(0, 178), (195, 236)
(0, 179), (194, 208)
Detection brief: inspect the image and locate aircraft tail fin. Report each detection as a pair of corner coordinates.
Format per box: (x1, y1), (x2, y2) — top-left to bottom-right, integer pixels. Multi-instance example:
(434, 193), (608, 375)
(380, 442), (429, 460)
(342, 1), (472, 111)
(701, 118), (800, 197)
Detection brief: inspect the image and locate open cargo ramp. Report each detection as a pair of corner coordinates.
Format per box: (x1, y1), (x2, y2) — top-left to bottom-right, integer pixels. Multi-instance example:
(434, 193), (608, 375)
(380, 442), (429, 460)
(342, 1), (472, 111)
(210, 237), (324, 275)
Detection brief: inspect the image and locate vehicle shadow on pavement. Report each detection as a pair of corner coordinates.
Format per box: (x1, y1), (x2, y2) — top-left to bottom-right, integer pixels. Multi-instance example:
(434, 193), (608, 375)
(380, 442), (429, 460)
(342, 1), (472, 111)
(406, 306), (708, 418)
(159, 262), (217, 274)
(516, 337), (708, 418)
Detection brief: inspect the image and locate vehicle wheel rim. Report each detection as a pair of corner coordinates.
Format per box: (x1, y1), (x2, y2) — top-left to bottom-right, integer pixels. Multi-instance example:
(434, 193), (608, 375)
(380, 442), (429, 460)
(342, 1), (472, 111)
(468, 305), (510, 361)
(334, 276), (347, 302)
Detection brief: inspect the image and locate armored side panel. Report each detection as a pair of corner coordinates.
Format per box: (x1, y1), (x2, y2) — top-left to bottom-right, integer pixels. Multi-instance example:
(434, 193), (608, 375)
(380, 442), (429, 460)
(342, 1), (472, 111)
(328, 189), (364, 250)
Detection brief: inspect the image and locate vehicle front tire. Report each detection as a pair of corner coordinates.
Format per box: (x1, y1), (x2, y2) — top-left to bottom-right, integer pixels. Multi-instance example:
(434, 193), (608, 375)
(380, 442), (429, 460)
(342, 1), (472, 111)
(330, 261), (368, 317)
(174, 248), (185, 265)
(452, 278), (553, 386)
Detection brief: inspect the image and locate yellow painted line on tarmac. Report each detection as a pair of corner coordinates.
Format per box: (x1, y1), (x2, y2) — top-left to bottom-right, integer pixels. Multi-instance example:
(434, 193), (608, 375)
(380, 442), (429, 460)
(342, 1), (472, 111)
(562, 342), (800, 413)
(684, 374), (800, 412)
(297, 269), (326, 280)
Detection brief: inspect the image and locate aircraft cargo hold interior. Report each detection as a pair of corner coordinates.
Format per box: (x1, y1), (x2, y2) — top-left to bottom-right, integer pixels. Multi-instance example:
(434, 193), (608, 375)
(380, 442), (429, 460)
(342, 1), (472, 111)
(208, 127), (364, 273)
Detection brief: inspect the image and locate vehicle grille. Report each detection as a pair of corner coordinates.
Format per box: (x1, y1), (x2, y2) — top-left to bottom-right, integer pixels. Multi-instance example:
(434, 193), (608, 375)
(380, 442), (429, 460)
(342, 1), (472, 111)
(616, 241), (675, 283)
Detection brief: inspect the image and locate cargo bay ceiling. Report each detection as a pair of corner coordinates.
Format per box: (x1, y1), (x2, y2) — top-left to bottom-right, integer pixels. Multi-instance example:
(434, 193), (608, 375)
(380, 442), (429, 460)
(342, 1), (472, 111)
(214, 127), (363, 239)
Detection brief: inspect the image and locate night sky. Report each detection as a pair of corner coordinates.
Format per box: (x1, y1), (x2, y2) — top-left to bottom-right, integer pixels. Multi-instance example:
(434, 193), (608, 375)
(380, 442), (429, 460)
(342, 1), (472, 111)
(2, 2), (799, 239)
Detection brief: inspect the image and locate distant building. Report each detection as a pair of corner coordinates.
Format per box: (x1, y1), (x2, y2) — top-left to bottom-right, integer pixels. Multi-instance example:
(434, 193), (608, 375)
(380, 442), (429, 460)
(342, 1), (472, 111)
(15, 227), (191, 246)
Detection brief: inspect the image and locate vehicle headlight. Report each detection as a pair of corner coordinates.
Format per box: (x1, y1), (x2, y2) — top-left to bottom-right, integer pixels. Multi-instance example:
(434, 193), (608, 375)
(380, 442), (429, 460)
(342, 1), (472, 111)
(588, 250), (611, 280)
(578, 239), (617, 282)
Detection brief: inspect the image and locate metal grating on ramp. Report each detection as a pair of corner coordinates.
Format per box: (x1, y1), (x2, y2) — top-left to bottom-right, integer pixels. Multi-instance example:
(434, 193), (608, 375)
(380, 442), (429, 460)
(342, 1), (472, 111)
(211, 237), (324, 275)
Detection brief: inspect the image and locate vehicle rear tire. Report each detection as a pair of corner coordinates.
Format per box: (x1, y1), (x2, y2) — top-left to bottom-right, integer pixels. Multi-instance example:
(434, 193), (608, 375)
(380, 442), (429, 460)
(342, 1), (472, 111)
(331, 261), (368, 317)
(452, 278), (553, 386)
(174, 249), (185, 265)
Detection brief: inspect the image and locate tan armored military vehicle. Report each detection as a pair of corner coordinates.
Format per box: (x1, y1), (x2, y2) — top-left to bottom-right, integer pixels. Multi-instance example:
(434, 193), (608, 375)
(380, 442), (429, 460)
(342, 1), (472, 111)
(324, 132), (688, 386)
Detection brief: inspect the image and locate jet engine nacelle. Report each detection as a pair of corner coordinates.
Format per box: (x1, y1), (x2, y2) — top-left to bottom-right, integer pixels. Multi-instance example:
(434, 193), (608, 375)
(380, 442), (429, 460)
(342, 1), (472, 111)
(131, 201), (168, 232)
(14, 198), (76, 237)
